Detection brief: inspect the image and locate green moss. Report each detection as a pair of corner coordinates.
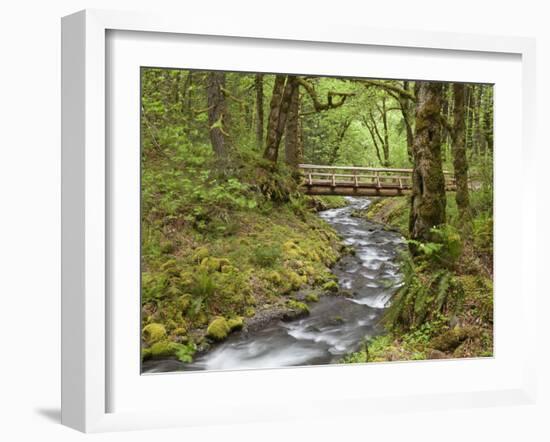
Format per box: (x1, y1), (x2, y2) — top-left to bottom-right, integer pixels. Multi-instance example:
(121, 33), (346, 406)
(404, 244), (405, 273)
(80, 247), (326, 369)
(160, 259), (180, 276)
(267, 270), (282, 285)
(221, 264), (238, 274)
(160, 240), (175, 254)
(142, 323), (167, 345)
(287, 299), (310, 315)
(227, 316), (244, 331)
(206, 317), (230, 341)
(322, 280), (339, 292)
(430, 326), (480, 352)
(177, 294), (192, 312)
(141, 347), (152, 361)
(286, 270), (307, 290)
(172, 327), (188, 337)
(305, 293), (319, 303)
(244, 307), (256, 317)
(192, 247), (209, 263)
(149, 340), (181, 358)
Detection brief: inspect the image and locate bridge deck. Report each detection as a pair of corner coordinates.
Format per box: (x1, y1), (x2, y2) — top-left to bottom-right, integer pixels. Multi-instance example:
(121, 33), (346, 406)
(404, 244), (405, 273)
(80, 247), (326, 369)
(299, 164), (456, 197)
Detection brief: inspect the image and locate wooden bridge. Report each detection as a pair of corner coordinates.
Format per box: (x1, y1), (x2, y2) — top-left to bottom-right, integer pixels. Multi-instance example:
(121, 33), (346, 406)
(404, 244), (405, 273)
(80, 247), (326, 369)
(299, 164), (456, 197)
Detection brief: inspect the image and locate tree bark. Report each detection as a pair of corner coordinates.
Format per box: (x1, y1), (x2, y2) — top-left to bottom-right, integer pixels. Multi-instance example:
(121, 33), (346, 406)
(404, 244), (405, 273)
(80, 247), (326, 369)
(451, 83), (472, 231)
(264, 75), (297, 163)
(206, 71), (230, 158)
(255, 74), (264, 150)
(381, 97), (390, 166)
(399, 81), (414, 162)
(285, 82), (302, 167)
(409, 81), (447, 243)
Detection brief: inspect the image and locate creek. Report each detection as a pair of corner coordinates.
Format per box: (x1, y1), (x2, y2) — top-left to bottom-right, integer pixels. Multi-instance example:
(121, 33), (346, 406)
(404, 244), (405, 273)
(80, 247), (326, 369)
(142, 197), (404, 373)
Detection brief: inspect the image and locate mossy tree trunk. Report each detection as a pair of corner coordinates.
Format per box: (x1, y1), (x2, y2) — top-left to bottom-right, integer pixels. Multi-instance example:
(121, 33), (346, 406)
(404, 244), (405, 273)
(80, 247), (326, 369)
(255, 73), (264, 150)
(285, 81), (302, 167)
(451, 83), (472, 232)
(206, 71), (231, 159)
(399, 81), (414, 162)
(264, 75), (297, 163)
(409, 81), (447, 243)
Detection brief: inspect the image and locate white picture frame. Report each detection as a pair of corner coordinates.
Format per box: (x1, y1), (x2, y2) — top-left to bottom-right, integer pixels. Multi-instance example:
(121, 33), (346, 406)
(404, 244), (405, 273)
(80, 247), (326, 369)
(61, 9), (537, 433)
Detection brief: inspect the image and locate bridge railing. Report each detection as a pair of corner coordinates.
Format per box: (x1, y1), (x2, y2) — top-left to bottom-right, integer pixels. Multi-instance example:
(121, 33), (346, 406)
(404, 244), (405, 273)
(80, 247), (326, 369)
(298, 164), (456, 190)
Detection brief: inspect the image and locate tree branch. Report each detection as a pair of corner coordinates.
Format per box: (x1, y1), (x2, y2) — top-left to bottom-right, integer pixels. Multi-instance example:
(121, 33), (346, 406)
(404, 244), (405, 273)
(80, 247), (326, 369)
(297, 77), (355, 112)
(360, 79), (416, 101)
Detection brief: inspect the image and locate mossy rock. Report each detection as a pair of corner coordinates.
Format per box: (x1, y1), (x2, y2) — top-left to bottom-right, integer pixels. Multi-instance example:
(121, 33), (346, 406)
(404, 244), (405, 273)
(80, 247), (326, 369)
(141, 347), (153, 361)
(194, 311), (209, 327)
(206, 317), (230, 341)
(142, 323), (167, 345)
(284, 300), (310, 320)
(305, 293), (319, 303)
(192, 247), (209, 263)
(322, 280), (339, 293)
(172, 327), (188, 337)
(227, 316), (244, 332)
(149, 340), (181, 358)
(430, 326), (480, 352)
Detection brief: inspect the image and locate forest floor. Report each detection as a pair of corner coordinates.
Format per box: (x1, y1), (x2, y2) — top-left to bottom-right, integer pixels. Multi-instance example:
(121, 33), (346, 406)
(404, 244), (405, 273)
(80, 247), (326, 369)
(341, 195), (494, 363)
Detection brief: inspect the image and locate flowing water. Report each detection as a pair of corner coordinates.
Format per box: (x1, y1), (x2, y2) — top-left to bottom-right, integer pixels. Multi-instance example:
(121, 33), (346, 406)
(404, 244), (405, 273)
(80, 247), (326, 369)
(142, 197), (404, 373)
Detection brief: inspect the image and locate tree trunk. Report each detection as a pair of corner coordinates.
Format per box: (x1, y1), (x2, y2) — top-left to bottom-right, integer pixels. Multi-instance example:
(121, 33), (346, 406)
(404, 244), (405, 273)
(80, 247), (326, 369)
(409, 81), (447, 243)
(400, 81), (414, 162)
(264, 75), (297, 163)
(381, 97), (390, 167)
(255, 74), (264, 150)
(285, 82), (302, 167)
(483, 85), (494, 154)
(206, 71), (230, 158)
(451, 83), (472, 231)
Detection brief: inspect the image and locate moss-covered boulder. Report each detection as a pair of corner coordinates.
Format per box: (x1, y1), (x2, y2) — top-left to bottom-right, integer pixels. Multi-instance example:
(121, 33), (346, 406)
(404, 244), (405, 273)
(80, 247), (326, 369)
(430, 326), (480, 352)
(284, 300), (310, 321)
(149, 340), (181, 358)
(305, 292), (319, 303)
(142, 323), (167, 345)
(206, 317), (231, 341)
(322, 280), (339, 293)
(227, 316), (244, 332)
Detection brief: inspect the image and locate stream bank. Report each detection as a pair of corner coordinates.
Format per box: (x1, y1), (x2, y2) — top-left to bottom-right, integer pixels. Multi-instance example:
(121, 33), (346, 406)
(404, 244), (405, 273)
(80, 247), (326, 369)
(142, 197), (404, 373)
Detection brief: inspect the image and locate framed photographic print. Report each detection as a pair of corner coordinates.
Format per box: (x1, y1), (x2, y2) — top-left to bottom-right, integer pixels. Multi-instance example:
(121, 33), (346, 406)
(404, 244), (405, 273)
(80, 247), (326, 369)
(61, 9), (537, 432)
